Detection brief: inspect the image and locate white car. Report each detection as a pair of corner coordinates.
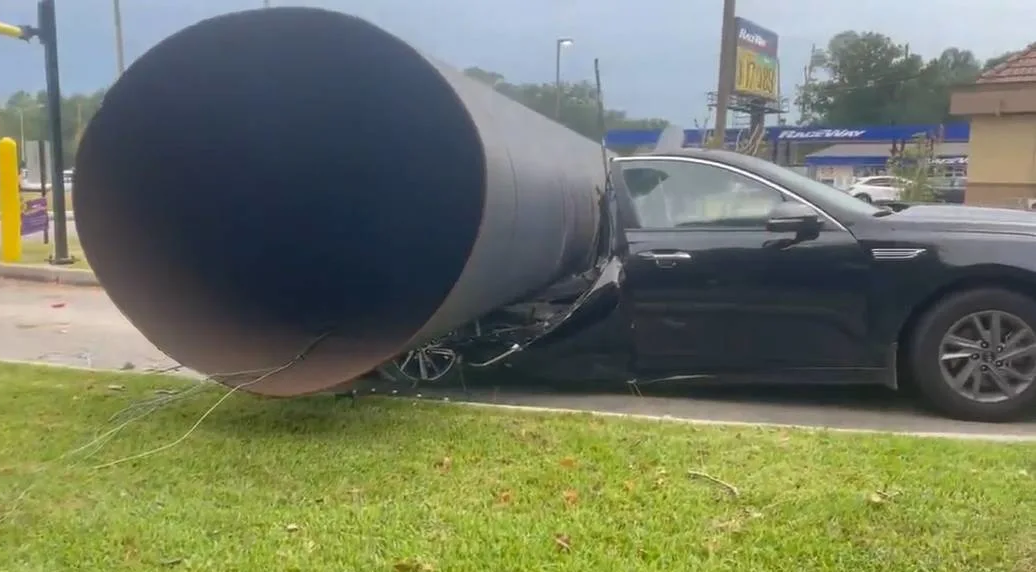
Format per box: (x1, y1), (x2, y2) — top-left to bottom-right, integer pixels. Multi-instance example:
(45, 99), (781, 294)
(847, 176), (910, 203)
(19, 168), (74, 193)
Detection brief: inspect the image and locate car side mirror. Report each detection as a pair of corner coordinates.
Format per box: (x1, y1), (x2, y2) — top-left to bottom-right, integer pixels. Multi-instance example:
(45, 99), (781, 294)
(766, 202), (821, 235)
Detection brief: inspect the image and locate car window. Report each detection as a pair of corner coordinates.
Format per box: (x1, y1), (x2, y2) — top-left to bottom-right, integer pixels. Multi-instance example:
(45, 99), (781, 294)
(620, 160), (783, 229)
(865, 177), (890, 187)
(711, 152), (882, 219)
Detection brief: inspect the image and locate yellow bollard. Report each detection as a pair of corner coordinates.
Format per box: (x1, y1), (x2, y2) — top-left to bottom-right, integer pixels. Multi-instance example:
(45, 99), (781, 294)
(0, 137), (22, 262)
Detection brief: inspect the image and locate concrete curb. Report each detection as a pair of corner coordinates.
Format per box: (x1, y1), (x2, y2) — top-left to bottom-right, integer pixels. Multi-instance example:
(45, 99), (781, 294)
(0, 358), (198, 378)
(0, 263), (98, 287)
(459, 401), (1036, 443)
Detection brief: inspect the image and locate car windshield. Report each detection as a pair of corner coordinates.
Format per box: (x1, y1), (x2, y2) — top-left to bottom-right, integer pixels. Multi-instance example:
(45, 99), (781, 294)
(735, 154), (885, 217)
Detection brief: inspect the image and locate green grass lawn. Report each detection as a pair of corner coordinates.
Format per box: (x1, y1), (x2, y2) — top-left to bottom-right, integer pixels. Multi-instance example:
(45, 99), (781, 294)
(1, 363), (1035, 571)
(17, 237), (89, 269)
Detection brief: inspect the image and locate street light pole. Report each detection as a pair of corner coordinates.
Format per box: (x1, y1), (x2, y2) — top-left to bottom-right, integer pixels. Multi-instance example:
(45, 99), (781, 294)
(113, 0), (125, 74)
(15, 104), (41, 166)
(554, 37), (573, 120)
(17, 108), (26, 153)
(711, 0), (737, 148)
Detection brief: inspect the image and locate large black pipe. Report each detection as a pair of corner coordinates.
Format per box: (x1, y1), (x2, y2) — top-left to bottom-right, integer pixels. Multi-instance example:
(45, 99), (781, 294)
(73, 7), (605, 396)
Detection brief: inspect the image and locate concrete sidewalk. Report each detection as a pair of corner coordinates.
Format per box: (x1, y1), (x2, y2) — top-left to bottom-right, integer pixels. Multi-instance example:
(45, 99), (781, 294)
(0, 279), (178, 372)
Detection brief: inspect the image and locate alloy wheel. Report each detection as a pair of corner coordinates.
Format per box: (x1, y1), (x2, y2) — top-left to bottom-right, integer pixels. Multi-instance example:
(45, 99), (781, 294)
(392, 344), (458, 383)
(939, 310), (1036, 403)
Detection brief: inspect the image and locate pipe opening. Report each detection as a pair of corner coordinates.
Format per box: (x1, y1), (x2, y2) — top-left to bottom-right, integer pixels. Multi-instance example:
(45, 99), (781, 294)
(73, 8), (486, 395)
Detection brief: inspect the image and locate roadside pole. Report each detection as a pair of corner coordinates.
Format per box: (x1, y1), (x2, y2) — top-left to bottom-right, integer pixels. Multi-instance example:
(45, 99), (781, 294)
(710, 0), (737, 148)
(38, 0), (74, 264)
(113, 0), (126, 75)
(0, 1), (76, 265)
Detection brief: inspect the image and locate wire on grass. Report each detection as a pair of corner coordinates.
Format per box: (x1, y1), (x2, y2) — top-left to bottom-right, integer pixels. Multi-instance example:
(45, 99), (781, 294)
(91, 331), (334, 470)
(1, 332), (334, 523)
(106, 381), (212, 424)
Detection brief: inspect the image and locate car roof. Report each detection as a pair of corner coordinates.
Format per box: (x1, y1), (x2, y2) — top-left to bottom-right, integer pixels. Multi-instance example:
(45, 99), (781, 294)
(640, 147), (763, 167)
(632, 148), (807, 185)
(631, 148), (793, 186)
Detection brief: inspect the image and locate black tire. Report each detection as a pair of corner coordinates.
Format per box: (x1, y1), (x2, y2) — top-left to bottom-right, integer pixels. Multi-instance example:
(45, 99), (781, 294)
(855, 193), (872, 203)
(908, 288), (1036, 422)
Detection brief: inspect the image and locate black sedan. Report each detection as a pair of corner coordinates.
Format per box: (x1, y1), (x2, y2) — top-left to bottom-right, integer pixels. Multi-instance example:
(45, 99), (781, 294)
(609, 148), (1036, 423)
(382, 148), (1036, 424)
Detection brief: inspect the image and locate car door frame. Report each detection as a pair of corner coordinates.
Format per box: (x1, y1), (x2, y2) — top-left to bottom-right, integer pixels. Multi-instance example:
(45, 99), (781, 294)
(612, 155), (888, 385)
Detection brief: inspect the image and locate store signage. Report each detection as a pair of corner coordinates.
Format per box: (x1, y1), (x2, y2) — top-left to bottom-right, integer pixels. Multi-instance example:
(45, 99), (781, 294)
(777, 129), (868, 140)
(931, 156), (968, 165)
(733, 17), (779, 101)
(738, 28), (769, 50)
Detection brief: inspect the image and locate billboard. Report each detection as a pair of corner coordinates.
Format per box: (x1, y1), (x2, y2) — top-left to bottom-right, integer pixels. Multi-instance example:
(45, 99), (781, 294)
(733, 17), (779, 102)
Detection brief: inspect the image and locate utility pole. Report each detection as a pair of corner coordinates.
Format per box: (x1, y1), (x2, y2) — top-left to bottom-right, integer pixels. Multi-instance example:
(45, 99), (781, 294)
(799, 44), (820, 117)
(554, 38), (573, 120)
(17, 108), (27, 154)
(113, 0), (125, 74)
(710, 0), (736, 148)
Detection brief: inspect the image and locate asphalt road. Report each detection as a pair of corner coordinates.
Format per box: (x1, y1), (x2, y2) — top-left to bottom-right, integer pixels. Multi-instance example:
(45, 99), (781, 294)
(2, 279), (1035, 439)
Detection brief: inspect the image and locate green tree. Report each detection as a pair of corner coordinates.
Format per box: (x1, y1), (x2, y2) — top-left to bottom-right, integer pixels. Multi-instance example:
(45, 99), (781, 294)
(796, 32), (980, 126)
(463, 67), (668, 139)
(888, 135), (938, 203)
(982, 50), (1020, 72)
(0, 89), (106, 166)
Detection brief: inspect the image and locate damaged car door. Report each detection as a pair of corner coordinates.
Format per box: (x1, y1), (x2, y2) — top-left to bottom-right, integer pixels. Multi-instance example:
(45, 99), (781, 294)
(614, 155), (876, 382)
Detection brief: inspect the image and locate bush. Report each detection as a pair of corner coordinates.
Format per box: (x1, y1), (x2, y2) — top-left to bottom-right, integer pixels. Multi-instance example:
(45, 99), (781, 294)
(887, 134), (941, 203)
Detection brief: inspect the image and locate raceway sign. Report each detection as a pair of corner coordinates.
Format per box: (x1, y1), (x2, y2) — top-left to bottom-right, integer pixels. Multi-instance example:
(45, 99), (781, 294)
(738, 28), (769, 50)
(777, 129), (868, 140)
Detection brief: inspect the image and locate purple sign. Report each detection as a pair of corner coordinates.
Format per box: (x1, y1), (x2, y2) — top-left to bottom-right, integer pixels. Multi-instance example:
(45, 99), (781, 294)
(21, 198), (49, 237)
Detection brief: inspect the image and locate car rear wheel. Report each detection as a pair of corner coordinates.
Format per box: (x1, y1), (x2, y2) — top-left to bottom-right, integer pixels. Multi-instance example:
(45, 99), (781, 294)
(908, 288), (1036, 422)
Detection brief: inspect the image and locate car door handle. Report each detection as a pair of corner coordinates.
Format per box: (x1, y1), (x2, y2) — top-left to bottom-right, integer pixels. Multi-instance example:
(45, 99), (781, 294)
(639, 251), (692, 260)
(638, 251), (691, 267)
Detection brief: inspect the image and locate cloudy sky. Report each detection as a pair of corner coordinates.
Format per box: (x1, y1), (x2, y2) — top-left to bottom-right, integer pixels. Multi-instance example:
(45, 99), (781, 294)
(0, 0), (1032, 125)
